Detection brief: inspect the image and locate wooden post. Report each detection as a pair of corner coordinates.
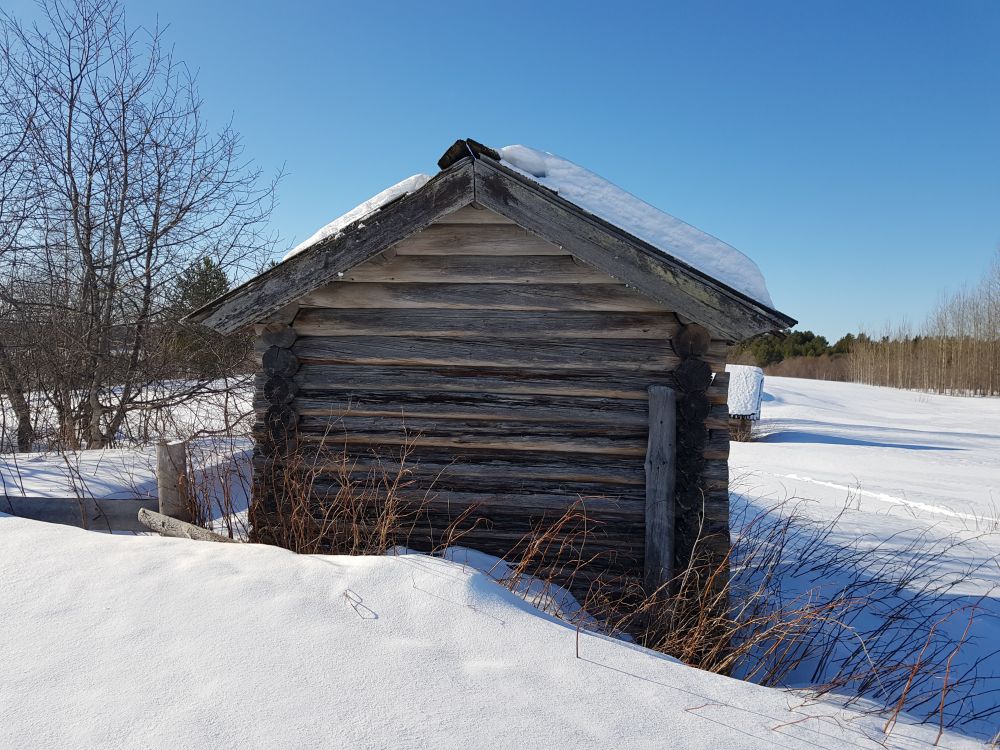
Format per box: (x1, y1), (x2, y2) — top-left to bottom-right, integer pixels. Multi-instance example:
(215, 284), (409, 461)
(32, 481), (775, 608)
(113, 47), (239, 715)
(644, 385), (676, 593)
(156, 440), (190, 522)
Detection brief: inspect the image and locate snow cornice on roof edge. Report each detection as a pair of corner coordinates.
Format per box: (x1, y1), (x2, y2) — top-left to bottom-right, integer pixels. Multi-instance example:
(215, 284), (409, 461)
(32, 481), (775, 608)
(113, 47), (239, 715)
(185, 139), (795, 340)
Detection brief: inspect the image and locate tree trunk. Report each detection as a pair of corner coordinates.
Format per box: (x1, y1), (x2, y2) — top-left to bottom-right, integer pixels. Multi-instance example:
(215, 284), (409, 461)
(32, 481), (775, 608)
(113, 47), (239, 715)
(0, 339), (34, 452)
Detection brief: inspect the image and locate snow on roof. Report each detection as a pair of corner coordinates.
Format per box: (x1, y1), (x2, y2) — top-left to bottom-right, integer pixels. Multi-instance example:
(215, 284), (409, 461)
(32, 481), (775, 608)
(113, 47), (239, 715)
(499, 145), (774, 308)
(279, 144), (775, 309)
(283, 173), (431, 260)
(725, 363), (765, 419)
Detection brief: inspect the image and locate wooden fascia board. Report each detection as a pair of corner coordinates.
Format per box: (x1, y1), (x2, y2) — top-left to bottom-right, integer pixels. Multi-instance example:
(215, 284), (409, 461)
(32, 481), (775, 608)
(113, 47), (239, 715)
(472, 157), (796, 341)
(186, 159), (476, 333)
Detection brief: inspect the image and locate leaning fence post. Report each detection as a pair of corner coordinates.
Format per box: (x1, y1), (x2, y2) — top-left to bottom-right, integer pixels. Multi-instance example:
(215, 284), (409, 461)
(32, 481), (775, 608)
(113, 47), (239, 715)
(156, 440), (190, 522)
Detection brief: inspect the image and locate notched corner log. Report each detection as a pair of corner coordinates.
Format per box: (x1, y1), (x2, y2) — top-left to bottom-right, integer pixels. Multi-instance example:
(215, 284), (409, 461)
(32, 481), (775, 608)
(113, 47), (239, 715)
(262, 346), (300, 378)
(673, 323), (711, 359)
(263, 375), (298, 404)
(673, 358), (713, 392)
(260, 323), (298, 349)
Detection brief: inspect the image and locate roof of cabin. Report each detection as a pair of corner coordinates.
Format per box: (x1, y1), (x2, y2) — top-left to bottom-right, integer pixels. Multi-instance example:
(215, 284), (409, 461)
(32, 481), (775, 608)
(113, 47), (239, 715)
(186, 138), (796, 341)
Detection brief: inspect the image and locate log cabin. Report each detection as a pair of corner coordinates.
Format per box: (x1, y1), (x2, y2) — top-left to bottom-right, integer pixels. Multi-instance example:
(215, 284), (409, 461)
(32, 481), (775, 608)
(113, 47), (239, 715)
(187, 138), (795, 597)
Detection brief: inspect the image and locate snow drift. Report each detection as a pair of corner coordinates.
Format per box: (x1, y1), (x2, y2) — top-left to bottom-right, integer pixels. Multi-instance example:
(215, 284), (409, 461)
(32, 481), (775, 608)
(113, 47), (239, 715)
(0, 514), (975, 749)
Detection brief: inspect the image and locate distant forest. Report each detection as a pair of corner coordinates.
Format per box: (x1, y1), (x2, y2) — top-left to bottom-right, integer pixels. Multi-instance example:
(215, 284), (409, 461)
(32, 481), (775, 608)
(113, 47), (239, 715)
(732, 252), (1000, 396)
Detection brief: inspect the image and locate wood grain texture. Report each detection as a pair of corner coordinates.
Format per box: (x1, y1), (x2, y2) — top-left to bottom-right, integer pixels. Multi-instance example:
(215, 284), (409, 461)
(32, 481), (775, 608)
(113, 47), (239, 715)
(294, 413), (647, 439)
(339, 254), (612, 284)
(138, 508), (235, 542)
(298, 282), (665, 311)
(156, 441), (190, 523)
(293, 309), (679, 339)
(289, 391), (649, 426)
(644, 386), (676, 592)
(293, 336), (680, 371)
(293, 364), (666, 399)
(265, 449), (647, 487)
(393, 223), (562, 255)
(262, 346), (300, 378)
(432, 204), (516, 224)
(295, 427), (647, 456)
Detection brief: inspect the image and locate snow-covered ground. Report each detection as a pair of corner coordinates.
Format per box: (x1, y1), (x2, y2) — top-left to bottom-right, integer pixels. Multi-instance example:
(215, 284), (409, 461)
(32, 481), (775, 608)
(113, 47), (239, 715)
(733, 377), (999, 530)
(731, 377), (1000, 739)
(0, 514), (983, 750)
(731, 378), (1000, 599)
(1, 376), (998, 746)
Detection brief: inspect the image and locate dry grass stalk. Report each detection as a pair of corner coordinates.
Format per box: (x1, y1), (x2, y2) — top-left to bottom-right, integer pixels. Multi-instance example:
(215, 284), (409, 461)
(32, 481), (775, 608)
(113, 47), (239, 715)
(185, 431), (998, 737)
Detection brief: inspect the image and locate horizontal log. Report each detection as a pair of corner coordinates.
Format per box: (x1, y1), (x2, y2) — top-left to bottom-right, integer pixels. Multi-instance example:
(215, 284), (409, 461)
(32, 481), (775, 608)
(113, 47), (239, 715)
(707, 372), (729, 405)
(299, 282), (667, 311)
(704, 403), (731, 430)
(258, 324), (297, 349)
(340, 254), (611, 284)
(306, 485), (644, 515)
(288, 391), (649, 426)
(392, 223), (564, 255)
(260, 446), (648, 486)
(295, 414), (647, 440)
(675, 358), (713, 392)
(0, 496), (158, 532)
(704, 428), (730, 460)
(309, 473), (645, 504)
(293, 308), (679, 340)
(304, 520), (644, 557)
(432, 205), (515, 225)
(294, 364), (667, 399)
(293, 336), (680, 371)
(295, 429), (647, 456)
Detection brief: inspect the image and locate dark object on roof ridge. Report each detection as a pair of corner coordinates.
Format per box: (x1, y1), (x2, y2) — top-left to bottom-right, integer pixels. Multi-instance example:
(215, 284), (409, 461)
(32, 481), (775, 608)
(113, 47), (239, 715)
(437, 138), (501, 170)
(185, 139), (796, 339)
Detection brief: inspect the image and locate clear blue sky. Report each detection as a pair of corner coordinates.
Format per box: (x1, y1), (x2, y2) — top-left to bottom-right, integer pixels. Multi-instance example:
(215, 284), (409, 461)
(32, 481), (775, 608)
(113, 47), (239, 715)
(8, 0), (1000, 339)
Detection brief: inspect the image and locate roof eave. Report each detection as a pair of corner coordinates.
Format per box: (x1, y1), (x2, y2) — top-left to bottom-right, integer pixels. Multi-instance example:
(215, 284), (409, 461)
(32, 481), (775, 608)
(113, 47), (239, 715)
(184, 158), (476, 333)
(470, 155), (795, 341)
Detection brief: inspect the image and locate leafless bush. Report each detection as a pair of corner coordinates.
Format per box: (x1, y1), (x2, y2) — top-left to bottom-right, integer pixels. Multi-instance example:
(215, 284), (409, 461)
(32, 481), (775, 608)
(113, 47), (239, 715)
(729, 418), (755, 442)
(241, 435), (441, 555)
(480, 494), (999, 738)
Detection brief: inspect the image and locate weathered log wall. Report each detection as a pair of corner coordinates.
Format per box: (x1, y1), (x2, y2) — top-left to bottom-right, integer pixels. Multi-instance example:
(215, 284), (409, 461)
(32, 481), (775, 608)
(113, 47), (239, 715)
(251, 205), (731, 594)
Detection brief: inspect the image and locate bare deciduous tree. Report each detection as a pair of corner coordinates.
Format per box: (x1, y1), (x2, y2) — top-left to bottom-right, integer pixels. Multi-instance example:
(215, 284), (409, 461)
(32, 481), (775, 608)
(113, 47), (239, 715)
(850, 252), (1000, 395)
(0, 0), (278, 450)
